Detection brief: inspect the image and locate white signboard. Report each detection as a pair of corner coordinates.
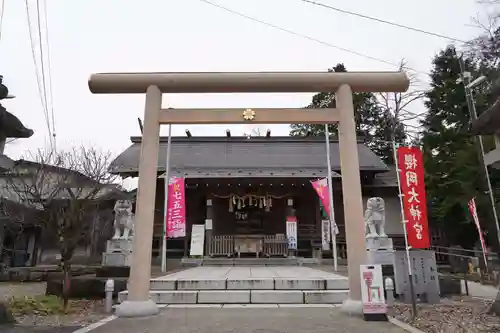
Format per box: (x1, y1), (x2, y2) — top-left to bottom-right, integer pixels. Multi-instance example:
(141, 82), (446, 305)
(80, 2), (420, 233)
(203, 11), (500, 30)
(322, 219), (331, 250)
(360, 264), (387, 314)
(286, 216), (297, 250)
(189, 224), (205, 257)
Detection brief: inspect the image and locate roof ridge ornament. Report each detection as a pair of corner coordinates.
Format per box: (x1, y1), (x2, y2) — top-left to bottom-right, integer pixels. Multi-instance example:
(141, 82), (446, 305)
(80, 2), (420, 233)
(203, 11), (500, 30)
(242, 108), (255, 121)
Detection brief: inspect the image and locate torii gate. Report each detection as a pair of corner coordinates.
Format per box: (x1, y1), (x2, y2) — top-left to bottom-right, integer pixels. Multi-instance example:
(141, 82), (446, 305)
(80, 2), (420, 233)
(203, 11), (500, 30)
(88, 71), (409, 317)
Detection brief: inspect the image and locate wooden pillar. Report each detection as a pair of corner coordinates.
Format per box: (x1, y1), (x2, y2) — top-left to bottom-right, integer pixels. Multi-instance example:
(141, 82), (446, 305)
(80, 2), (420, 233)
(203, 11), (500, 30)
(337, 84), (366, 313)
(205, 197), (214, 257)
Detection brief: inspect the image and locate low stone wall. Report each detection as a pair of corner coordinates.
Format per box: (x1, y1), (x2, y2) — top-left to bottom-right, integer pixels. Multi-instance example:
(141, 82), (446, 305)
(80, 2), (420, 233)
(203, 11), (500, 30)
(46, 276), (128, 299)
(0, 266), (98, 282)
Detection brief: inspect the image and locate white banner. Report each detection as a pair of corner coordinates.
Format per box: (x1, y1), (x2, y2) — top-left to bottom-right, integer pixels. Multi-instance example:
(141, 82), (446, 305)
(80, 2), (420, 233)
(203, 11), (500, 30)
(322, 219), (331, 250)
(286, 216), (297, 250)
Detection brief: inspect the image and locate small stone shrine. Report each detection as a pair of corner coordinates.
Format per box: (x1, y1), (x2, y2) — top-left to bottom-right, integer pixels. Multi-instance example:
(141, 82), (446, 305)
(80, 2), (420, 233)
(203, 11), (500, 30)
(364, 197), (396, 268)
(102, 200), (135, 267)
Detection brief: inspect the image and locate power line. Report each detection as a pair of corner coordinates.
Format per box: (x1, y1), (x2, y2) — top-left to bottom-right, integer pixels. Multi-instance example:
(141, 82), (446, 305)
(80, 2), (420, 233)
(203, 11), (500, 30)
(0, 0), (4, 42)
(196, 0), (428, 76)
(196, 0), (429, 132)
(40, 0), (56, 150)
(300, 0), (467, 44)
(24, 0), (53, 149)
(36, 0), (49, 128)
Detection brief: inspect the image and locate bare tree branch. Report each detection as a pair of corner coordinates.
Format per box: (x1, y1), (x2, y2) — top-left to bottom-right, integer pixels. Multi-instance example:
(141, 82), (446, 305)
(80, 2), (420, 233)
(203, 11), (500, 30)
(375, 59), (426, 142)
(1, 146), (119, 310)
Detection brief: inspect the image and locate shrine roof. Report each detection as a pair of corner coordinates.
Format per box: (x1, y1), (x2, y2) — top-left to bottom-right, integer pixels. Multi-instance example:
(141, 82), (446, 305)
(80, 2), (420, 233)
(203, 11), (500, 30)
(109, 136), (389, 178)
(470, 99), (500, 135)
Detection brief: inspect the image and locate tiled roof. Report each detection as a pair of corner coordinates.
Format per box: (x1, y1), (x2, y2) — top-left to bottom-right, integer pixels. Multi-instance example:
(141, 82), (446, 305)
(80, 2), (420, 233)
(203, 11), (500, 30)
(109, 136), (389, 178)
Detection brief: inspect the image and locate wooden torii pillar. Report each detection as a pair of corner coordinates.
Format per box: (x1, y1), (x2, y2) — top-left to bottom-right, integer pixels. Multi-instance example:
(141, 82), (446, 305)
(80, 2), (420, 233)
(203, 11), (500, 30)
(88, 71), (409, 317)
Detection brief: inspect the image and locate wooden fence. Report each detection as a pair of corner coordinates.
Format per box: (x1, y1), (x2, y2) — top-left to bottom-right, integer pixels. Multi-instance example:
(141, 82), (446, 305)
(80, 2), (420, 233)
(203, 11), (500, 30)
(208, 235), (234, 257)
(208, 235), (289, 257)
(263, 234), (288, 257)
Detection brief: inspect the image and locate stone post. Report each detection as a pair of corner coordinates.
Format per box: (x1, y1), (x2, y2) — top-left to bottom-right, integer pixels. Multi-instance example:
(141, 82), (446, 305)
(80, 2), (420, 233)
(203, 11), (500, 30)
(115, 86), (162, 318)
(205, 198), (214, 257)
(337, 84), (366, 315)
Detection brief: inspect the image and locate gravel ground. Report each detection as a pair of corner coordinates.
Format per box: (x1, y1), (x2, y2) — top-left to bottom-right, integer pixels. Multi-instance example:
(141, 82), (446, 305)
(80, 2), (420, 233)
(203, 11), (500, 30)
(390, 296), (500, 333)
(12, 299), (108, 327)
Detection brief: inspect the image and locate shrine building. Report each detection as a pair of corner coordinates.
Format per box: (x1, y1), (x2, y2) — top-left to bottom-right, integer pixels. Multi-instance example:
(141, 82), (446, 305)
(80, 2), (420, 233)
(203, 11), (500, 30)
(109, 135), (406, 262)
(470, 96), (500, 169)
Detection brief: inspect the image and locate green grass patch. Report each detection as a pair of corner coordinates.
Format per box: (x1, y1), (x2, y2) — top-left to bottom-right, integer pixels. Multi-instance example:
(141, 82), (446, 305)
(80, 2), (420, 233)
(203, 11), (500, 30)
(7, 295), (74, 316)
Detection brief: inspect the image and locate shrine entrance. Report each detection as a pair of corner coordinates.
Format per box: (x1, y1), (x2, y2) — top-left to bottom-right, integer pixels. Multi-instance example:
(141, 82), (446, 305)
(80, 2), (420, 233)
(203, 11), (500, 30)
(88, 71), (409, 317)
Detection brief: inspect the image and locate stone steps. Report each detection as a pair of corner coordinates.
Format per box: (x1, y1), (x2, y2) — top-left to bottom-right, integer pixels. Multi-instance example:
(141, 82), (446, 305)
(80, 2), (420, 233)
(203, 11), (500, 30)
(118, 289), (349, 304)
(181, 258), (304, 267)
(149, 277), (349, 291)
(118, 277), (349, 304)
(201, 258), (300, 266)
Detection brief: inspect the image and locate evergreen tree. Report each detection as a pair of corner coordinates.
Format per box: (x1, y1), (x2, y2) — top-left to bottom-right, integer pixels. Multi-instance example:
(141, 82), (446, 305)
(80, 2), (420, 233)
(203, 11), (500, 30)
(421, 45), (498, 247)
(289, 64), (405, 164)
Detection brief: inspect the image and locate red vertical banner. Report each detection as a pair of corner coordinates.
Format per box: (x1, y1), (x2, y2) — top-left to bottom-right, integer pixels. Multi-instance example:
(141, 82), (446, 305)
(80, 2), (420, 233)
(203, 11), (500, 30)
(397, 146), (430, 248)
(166, 177), (186, 238)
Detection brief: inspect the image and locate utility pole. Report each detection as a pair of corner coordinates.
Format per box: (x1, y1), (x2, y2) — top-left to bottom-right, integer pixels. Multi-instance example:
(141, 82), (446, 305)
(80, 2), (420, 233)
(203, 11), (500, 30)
(459, 57), (500, 251)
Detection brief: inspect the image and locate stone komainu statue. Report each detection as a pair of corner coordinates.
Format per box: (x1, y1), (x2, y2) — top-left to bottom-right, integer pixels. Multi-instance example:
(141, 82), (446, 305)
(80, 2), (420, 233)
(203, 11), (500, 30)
(113, 200), (135, 240)
(364, 197), (387, 239)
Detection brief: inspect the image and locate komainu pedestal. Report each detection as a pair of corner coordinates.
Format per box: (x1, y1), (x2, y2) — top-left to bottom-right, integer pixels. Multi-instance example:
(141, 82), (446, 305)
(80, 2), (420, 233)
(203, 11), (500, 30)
(102, 200), (135, 267)
(102, 239), (133, 267)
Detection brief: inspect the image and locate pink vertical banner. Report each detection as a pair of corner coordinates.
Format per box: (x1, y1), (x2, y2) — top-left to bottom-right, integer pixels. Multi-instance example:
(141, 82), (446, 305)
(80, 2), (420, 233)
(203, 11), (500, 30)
(166, 177), (186, 238)
(311, 178), (331, 218)
(468, 197), (488, 268)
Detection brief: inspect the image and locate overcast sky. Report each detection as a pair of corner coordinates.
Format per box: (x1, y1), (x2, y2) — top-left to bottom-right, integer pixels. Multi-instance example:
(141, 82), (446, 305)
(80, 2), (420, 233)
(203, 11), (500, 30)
(0, 0), (484, 162)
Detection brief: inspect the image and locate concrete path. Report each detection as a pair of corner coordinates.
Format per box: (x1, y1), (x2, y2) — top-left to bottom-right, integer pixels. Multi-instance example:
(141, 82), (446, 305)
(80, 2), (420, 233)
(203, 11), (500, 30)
(153, 266), (347, 280)
(461, 280), (498, 300)
(88, 307), (406, 333)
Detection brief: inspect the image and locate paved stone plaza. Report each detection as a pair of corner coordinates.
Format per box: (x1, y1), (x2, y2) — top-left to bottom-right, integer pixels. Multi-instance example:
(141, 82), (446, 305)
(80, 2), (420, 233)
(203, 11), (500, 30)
(90, 307), (407, 333)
